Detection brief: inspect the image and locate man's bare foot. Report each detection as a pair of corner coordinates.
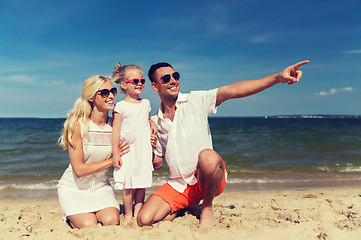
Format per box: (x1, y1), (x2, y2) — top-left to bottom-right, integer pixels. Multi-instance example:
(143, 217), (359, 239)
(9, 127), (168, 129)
(122, 215), (132, 227)
(199, 207), (215, 228)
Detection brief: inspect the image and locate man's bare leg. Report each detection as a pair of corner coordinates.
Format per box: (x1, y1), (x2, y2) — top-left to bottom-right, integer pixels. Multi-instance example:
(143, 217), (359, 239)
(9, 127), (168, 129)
(137, 194), (174, 226)
(197, 149), (225, 228)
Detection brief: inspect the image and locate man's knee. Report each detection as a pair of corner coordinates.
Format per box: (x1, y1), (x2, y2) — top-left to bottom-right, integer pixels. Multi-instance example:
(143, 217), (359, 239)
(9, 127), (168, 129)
(198, 149), (224, 173)
(137, 210), (153, 227)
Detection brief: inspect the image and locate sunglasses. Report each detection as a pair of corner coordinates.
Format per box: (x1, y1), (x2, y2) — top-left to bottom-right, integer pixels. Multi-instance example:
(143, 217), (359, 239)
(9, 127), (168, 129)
(96, 87), (117, 98)
(124, 78), (146, 85)
(160, 72), (180, 84)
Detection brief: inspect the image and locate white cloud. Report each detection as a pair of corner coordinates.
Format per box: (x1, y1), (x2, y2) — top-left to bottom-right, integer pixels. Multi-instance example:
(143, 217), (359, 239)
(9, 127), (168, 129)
(250, 34), (275, 44)
(314, 87), (354, 96)
(0, 74), (65, 86)
(342, 49), (361, 54)
(0, 75), (38, 84)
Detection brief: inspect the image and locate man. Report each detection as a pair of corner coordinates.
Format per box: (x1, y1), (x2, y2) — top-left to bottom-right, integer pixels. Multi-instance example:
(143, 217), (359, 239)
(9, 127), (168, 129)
(137, 60), (309, 228)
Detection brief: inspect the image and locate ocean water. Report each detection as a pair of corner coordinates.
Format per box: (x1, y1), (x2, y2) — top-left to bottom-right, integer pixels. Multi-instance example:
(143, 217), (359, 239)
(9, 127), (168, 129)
(1, 116), (361, 191)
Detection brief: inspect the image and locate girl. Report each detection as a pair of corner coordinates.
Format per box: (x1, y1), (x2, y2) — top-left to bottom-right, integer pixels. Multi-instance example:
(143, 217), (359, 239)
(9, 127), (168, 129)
(111, 63), (157, 226)
(57, 75), (130, 229)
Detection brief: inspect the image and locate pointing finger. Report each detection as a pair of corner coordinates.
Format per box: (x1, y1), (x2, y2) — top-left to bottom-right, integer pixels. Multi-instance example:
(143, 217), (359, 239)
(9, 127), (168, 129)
(292, 60), (309, 69)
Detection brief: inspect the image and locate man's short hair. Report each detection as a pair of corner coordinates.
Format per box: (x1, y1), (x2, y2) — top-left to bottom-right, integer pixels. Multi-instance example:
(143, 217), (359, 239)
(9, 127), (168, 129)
(148, 62), (173, 82)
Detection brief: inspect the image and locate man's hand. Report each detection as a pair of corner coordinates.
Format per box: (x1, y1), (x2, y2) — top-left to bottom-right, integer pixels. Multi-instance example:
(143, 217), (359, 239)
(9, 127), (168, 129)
(277, 60), (309, 85)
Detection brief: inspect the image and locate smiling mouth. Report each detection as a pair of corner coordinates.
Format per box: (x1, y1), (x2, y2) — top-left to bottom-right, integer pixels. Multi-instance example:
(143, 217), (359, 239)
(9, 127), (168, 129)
(168, 84), (178, 90)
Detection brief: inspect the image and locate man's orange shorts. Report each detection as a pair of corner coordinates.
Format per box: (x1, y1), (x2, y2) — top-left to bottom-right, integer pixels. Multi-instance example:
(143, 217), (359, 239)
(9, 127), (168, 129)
(151, 170), (226, 214)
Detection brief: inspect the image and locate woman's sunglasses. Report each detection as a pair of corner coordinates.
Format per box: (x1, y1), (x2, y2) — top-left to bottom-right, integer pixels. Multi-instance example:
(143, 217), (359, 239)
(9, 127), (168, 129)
(161, 72), (180, 84)
(124, 78), (146, 85)
(96, 87), (117, 98)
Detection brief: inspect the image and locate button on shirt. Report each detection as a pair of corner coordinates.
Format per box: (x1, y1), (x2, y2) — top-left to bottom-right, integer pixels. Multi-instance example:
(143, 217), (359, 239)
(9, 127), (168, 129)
(152, 89), (218, 193)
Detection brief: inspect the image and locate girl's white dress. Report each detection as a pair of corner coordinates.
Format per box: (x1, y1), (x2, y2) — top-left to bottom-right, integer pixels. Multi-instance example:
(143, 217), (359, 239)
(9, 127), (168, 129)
(57, 119), (119, 217)
(113, 99), (153, 190)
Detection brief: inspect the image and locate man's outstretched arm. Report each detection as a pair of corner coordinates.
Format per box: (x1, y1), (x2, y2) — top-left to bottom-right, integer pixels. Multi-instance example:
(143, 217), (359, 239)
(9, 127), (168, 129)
(216, 60), (309, 106)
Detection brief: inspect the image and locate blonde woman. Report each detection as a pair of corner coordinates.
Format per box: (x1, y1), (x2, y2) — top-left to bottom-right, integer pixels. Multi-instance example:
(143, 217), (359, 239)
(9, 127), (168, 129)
(58, 75), (130, 229)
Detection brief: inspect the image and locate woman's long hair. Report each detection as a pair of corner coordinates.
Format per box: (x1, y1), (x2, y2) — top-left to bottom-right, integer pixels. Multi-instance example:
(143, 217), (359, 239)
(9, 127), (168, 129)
(58, 75), (108, 150)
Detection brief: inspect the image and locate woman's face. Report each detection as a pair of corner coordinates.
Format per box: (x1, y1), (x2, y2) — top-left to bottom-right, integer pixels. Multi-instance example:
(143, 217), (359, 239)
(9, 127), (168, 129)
(92, 81), (116, 112)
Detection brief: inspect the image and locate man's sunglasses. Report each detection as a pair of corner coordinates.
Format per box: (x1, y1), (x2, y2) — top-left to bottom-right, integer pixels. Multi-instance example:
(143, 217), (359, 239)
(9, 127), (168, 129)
(124, 78), (146, 85)
(160, 72), (180, 84)
(96, 88), (117, 98)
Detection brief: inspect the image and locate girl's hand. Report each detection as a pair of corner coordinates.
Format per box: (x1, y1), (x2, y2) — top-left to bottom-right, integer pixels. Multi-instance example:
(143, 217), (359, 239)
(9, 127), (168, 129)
(150, 134), (157, 148)
(149, 120), (159, 135)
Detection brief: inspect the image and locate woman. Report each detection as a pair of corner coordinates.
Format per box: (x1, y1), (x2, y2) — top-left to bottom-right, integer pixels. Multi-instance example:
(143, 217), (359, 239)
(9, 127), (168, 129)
(57, 75), (129, 229)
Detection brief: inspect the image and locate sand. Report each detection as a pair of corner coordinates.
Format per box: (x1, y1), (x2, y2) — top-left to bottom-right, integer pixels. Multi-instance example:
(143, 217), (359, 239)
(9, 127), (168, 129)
(1, 184), (361, 240)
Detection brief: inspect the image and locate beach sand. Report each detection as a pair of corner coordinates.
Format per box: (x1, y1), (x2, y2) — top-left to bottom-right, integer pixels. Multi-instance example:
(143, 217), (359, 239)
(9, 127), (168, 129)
(1, 183), (361, 240)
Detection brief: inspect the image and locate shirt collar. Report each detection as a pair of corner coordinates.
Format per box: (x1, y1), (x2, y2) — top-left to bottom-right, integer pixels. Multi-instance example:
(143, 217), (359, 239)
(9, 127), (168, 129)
(157, 93), (188, 119)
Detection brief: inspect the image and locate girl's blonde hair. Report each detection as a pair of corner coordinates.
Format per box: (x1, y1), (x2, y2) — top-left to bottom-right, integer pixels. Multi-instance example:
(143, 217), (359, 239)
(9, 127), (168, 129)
(58, 75), (109, 150)
(111, 63), (143, 93)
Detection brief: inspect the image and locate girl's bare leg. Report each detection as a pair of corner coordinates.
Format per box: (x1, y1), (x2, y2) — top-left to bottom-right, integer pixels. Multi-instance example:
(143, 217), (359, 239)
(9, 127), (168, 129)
(133, 188), (145, 219)
(123, 189), (134, 226)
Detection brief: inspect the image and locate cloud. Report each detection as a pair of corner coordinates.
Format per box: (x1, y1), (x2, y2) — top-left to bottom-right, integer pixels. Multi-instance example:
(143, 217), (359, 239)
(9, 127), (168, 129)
(250, 34), (275, 44)
(314, 87), (354, 96)
(342, 49), (361, 54)
(0, 74), (64, 86)
(0, 75), (38, 84)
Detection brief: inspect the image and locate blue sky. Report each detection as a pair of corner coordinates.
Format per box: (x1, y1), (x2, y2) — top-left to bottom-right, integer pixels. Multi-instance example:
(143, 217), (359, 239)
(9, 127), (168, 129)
(0, 0), (360, 117)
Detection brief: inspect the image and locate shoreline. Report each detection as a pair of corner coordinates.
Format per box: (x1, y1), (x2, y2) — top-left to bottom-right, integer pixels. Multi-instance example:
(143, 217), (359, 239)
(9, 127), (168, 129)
(1, 178), (361, 199)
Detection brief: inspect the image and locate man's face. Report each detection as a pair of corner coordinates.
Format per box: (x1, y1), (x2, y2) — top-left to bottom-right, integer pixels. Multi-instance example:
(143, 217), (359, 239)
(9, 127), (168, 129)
(151, 66), (180, 100)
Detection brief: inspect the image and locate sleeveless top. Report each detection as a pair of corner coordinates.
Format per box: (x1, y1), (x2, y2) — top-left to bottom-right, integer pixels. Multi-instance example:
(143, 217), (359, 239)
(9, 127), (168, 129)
(58, 118), (113, 191)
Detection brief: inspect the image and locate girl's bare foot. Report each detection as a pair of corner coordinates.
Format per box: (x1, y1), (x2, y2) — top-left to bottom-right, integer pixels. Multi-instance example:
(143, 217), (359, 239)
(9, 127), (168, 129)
(122, 215), (133, 227)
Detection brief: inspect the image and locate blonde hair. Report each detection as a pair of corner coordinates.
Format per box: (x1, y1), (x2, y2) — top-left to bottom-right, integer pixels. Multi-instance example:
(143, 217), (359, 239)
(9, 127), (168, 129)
(58, 75), (109, 150)
(111, 63), (143, 93)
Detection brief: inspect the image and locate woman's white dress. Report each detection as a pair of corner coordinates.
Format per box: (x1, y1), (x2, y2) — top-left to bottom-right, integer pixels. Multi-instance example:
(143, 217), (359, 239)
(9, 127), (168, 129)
(57, 119), (119, 217)
(113, 99), (153, 190)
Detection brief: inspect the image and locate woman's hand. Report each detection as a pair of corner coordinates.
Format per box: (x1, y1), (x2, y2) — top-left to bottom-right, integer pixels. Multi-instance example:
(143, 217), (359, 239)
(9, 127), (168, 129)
(118, 138), (130, 157)
(112, 155), (122, 168)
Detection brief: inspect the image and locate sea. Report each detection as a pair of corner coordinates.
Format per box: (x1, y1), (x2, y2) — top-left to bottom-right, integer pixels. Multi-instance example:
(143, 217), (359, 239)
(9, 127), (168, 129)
(1, 116), (361, 195)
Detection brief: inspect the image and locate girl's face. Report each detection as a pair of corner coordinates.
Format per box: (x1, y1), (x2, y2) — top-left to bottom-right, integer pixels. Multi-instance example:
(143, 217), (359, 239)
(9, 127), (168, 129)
(121, 69), (145, 98)
(92, 81), (116, 112)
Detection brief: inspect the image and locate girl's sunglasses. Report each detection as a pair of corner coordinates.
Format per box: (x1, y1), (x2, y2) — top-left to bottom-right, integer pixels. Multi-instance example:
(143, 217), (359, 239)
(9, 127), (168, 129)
(161, 72), (180, 84)
(96, 87), (117, 98)
(124, 78), (146, 85)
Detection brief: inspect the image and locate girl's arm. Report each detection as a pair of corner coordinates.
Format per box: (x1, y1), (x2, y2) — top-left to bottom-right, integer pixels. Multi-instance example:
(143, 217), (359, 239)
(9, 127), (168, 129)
(149, 114), (158, 148)
(69, 121), (112, 178)
(112, 112), (123, 168)
(149, 114), (158, 135)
